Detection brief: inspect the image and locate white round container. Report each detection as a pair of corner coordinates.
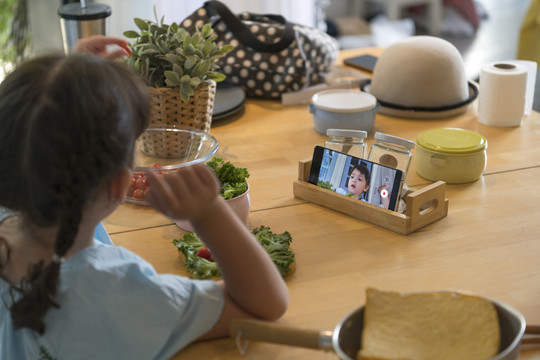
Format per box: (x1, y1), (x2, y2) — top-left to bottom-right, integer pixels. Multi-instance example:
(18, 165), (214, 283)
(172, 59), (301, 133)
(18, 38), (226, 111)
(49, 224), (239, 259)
(415, 128), (488, 184)
(309, 90), (378, 134)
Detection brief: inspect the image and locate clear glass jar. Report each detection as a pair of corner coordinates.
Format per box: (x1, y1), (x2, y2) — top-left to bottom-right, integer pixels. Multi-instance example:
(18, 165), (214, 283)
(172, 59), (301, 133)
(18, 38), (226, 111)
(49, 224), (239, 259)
(325, 128), (367, 158)
(368, 132), (415, 177)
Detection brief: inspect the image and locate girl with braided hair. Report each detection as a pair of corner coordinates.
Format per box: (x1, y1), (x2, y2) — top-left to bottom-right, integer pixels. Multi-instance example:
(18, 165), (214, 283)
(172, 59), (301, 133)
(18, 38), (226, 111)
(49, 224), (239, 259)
(0, 51), (288, 358)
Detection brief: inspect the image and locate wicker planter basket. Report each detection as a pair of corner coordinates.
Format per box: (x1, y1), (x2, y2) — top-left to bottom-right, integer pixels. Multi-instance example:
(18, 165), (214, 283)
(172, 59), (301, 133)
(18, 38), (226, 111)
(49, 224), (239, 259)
(141, 81), (216, 158)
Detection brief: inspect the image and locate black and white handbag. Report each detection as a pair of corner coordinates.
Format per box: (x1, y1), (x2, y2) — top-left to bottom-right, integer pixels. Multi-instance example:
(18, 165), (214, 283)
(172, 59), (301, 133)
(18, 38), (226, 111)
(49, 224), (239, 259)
(181, 1), (340, 99)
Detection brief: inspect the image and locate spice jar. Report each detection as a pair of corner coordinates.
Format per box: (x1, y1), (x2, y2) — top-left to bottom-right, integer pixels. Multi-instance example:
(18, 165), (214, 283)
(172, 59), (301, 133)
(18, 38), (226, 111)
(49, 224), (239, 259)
(368, 132), (415, 177)
(325, 128), (367, 158)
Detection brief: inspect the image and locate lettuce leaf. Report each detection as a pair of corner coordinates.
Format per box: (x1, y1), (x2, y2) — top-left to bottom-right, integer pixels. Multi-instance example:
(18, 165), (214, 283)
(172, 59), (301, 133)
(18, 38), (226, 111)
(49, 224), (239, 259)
(173, 225), (295, 279)
(207, 157), (249, 199)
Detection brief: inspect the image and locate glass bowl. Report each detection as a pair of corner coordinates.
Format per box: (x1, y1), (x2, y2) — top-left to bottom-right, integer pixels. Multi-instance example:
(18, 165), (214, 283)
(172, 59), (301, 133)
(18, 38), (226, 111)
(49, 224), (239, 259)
(125, 127), (219, 205)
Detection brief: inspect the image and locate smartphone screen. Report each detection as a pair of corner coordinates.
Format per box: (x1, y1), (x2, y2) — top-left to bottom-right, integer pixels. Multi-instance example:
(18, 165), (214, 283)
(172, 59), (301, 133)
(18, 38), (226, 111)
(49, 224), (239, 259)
(308, 146), (403, 211)
(343, 55), (378, 73)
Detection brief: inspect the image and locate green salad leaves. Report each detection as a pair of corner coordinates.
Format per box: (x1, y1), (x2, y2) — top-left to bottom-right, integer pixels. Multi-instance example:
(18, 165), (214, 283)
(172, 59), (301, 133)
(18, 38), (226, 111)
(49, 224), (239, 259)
(172, 232), (221, 279)
(173, 225), (295, 279)
(207, 157), (249, 199)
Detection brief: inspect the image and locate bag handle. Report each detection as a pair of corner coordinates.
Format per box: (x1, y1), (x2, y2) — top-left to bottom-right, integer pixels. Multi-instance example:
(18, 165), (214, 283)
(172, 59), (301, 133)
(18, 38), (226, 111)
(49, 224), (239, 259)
(204, 1), (295, 53)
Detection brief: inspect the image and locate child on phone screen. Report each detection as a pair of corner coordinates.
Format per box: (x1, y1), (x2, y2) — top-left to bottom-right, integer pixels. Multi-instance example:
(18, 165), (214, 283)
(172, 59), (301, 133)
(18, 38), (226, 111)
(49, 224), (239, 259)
(337, 163), (390, 209)
(0, 51), (288, 359)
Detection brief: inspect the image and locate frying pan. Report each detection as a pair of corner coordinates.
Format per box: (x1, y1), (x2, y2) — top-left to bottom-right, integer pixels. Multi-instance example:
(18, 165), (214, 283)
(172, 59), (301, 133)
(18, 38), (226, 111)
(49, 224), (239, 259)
(230, 299), (526, 360)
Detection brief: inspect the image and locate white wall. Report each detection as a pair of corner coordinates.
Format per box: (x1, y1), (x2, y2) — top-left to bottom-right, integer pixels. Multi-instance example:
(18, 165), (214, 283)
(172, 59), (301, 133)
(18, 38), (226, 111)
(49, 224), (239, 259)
(103, 0), (318, 38)
(29, 0), (320, 55)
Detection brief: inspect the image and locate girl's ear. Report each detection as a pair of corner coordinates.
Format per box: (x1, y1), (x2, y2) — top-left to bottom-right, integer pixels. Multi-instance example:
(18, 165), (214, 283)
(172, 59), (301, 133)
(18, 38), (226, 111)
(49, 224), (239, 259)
(110, 168), (132, 203)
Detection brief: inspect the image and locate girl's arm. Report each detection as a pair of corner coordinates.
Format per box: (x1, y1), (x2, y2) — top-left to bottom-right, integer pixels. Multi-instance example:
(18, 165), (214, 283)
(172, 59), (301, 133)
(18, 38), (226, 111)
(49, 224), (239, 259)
(145, 164), (289, 339)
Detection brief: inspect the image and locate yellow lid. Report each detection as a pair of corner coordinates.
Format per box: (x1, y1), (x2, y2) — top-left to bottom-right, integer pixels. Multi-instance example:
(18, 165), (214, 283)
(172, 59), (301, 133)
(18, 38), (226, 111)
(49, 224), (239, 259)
(416, 128), (487, 154)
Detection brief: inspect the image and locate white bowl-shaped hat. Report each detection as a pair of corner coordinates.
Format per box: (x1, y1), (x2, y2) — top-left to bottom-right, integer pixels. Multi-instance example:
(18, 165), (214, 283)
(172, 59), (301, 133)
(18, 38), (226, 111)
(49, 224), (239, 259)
(362, 36), (478, 119)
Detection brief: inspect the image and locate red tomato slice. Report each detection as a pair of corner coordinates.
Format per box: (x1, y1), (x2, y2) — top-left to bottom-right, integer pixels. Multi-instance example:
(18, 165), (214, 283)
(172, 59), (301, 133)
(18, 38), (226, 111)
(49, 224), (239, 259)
(195, 246), (214, 262)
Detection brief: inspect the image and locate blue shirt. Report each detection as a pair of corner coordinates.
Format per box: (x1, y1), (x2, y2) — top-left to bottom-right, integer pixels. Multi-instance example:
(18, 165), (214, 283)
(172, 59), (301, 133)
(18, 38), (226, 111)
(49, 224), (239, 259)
(0, 224), (224, 360)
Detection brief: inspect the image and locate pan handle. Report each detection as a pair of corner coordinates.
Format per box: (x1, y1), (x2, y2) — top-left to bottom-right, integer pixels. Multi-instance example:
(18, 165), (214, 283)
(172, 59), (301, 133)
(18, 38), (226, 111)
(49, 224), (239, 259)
(230, 318), (334, 352)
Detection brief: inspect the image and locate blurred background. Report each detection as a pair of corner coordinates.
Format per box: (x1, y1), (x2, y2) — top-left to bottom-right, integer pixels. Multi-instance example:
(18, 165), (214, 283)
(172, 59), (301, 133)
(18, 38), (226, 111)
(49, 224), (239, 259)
(0, 0), (534, 86)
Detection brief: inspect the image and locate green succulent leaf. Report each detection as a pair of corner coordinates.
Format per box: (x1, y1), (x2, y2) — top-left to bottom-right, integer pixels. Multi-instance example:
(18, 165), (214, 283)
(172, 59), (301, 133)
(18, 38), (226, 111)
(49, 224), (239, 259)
(139, 34), (149, 43)
(190, 77), (201, 87)
(172, 63), (184, 77)
(206, 71), (227, 82)
(123, 30), (140, 39)
(194, 49), (204, 58)
(184, 55), (198, 69)
(134, 18), (148, 31)
(164, 70), (181, 84)
(192, 60), (211, 77)
(201, 24), (213, 37)
(202, 41), (213, 57)
(179, 91), (190, 103)
(155, 27), (167, 36)
(220, 44), (235, 54)
(181, 81), (194, 98)
(164, 54), (178, 64)
(141, 48), (159, 55)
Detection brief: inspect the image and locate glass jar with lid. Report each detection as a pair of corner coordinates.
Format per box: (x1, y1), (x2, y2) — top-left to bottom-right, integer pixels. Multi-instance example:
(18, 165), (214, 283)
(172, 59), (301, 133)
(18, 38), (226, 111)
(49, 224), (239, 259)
(368, 132), (415, 177)
(325, 128), (367, 158)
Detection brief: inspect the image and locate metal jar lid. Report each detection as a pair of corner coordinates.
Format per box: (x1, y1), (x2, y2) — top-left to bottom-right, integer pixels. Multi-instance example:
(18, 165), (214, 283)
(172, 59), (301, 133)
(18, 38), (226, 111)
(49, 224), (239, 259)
(58, 3), (111, 21)
(326, 129), (368, 139)
(374, 132), (415, 150)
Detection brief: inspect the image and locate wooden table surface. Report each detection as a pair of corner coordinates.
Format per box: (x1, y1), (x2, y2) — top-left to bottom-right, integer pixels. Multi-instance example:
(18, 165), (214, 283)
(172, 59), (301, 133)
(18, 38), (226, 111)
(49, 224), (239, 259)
(105, 48), (540, 359)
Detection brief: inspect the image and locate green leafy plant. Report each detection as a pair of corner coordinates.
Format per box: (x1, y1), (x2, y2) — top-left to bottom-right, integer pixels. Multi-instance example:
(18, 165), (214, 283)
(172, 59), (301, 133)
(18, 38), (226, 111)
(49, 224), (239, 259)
(39, 346), (56, 360)
(317, 180), (335, 192)
(207, 157), (249, 200)
(173, 226), (295, 279)
(123, 9), (233, 102)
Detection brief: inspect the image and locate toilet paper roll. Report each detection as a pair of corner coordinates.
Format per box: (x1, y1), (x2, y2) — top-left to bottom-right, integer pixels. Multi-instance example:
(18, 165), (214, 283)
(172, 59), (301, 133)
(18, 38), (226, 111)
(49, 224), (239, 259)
(478, 62), (528, 127)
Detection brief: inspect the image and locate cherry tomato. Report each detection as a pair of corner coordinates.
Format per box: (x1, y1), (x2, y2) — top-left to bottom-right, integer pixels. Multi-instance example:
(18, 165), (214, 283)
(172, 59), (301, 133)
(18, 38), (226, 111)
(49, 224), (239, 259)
(195, 246), (214, 262)
(132, 189), (145, 199)
(135, 176), (148, 190)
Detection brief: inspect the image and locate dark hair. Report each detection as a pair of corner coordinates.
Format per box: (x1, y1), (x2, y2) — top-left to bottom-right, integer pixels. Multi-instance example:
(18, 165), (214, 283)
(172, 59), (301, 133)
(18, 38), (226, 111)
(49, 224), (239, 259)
(347, 162), (370, 200)
(0, 53), (149, 334)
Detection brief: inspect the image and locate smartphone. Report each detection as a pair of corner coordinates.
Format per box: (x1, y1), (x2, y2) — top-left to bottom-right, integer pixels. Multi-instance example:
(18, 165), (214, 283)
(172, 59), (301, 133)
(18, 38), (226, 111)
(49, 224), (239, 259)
(343, 54), (378, 73)
(308, 146), (404, 211)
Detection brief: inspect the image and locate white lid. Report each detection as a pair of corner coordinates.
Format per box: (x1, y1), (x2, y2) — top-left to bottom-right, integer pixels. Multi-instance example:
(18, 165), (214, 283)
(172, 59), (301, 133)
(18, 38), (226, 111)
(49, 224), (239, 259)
(326, 128), (368, 139)
(374, 132), (416, 149)
(312, 89), (377, 113)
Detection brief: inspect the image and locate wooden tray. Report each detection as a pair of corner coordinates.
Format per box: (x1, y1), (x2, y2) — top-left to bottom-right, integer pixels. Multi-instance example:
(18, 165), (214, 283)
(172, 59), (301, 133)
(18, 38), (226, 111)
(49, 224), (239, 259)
(293, 160), (448, 235)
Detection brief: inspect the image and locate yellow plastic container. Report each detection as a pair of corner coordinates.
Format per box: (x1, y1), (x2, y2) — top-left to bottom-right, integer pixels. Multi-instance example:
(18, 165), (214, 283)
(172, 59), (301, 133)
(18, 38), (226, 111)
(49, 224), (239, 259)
(415, 128), (488, 184)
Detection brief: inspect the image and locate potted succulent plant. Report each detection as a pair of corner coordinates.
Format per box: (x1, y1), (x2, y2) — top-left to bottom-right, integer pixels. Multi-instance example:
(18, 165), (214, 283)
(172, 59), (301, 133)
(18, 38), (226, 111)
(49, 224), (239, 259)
(123, 11), (233, 136)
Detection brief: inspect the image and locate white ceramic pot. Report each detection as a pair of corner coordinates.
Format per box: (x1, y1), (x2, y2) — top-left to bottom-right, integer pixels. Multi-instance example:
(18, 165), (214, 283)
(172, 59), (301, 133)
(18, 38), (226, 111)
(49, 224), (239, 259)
(176, 184), (250, 232)
(415, 128), (487, 184)
(309, 89), (378, 134)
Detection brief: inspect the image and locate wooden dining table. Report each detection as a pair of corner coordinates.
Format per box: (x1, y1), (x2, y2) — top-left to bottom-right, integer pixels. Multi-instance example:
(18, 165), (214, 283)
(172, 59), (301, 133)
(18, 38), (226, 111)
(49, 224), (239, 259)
(105, 48), (540, 359)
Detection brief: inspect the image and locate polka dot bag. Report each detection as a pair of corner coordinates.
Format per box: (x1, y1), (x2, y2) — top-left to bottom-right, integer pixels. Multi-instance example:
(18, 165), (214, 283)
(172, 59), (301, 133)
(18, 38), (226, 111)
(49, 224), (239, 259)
(181, 1), (339, 99)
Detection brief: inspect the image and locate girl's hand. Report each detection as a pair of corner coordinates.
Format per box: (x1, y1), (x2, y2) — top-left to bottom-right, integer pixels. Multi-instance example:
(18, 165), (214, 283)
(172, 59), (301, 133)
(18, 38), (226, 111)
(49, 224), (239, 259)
(75, 35), (131, 60)
(145, 164), (221, 222)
